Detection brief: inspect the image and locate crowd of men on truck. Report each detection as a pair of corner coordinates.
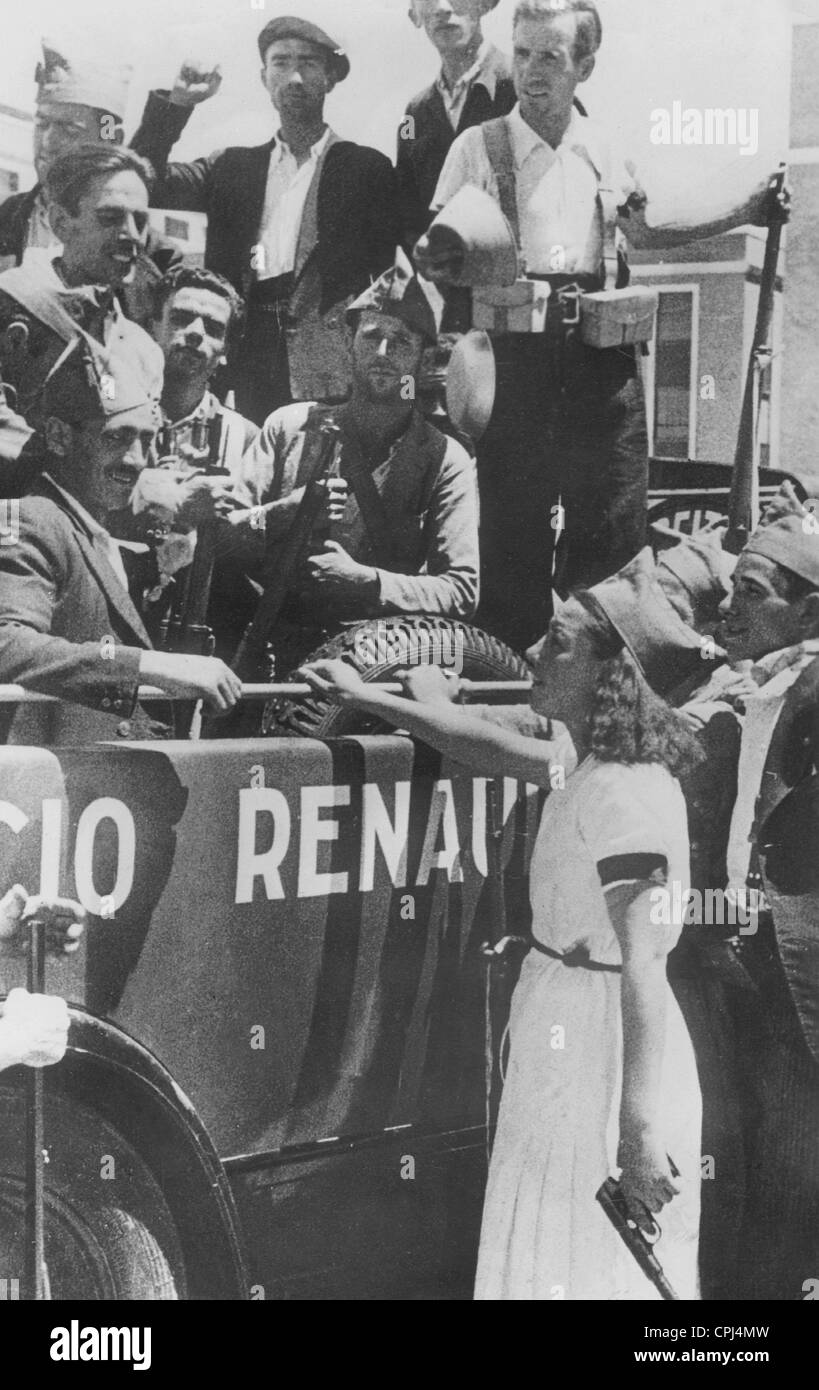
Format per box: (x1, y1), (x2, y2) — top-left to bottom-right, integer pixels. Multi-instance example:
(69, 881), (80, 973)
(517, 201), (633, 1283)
(0, 3), (816, 1302)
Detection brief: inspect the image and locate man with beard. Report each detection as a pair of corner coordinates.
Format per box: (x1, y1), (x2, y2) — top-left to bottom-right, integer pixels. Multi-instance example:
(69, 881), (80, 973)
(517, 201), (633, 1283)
(0, 342), (242, 747)
(236, 253), (479, 675)
(0, 36), (183, 326)
(131, 17), (401, 424)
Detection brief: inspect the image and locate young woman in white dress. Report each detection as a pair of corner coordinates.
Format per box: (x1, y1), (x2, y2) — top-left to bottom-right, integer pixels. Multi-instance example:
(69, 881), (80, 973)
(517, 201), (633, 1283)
(301, 559), (704, 1300)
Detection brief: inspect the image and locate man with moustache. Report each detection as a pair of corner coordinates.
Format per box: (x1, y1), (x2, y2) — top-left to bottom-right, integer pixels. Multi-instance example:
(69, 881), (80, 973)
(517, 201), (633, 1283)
(131, 17), (401, 424)
(416, 0), (785, 653)
(0, 342), (243, 747)
(0, 145), (164, 450)
(0, 36), (183, 325)
(236, 254), (479, 674)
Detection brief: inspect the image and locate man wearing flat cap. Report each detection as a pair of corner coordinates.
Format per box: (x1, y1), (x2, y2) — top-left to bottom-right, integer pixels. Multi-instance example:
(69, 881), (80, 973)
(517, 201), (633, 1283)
(667, 494), (819, 1300)
(131, 16), (401, 426)
(0, 35), (183, 325)
(0, 337), (244, 746)
(234, 252), (479, 675)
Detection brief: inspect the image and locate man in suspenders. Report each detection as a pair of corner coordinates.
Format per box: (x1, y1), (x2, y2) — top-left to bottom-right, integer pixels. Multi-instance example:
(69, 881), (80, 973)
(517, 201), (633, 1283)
(416, 0), (783, 653)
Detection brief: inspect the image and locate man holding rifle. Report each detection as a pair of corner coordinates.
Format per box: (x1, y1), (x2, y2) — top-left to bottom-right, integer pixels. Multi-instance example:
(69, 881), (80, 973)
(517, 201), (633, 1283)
(415, 0), (788, 653)
(235, 254), (479, 676)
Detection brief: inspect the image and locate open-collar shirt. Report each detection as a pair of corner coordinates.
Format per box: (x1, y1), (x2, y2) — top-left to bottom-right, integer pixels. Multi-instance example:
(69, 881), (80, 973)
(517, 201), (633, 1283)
(435, 40), (495, 130)
(433, 102), (638, 275)
(257, 125), (335, 281)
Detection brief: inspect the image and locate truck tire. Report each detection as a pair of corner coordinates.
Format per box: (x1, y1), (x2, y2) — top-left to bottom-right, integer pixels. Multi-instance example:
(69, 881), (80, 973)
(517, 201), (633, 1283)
(265, 616), (531, 737)
(0, 1084), (185, 1299)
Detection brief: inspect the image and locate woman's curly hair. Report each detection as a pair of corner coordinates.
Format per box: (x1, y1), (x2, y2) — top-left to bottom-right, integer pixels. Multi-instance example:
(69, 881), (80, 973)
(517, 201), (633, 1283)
(575, 591), (703, 779)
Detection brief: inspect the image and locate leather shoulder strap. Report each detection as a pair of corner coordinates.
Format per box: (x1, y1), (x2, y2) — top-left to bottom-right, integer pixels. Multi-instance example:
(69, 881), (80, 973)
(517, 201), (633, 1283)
(0, 265), (81, 344)
(593, 140), (620, 290)
(481, 118), (520, 248)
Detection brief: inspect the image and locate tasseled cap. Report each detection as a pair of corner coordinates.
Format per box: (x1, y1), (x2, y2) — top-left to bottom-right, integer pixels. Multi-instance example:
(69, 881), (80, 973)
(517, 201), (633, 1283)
(36, 36), (133, 120)
(585, 547), (706, 696)
(41, 334), (160, 428)
(346, 248), (438, 346)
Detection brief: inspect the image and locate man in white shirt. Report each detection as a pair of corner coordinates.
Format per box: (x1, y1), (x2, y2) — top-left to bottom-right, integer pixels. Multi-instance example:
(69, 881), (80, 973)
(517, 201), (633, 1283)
(416, 0), (783, 653)
(675, 502), (819, 1299)
(133, 17), (401, 424)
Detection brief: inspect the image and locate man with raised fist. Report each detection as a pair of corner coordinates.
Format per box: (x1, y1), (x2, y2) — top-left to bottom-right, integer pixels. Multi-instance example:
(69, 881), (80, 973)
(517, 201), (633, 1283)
(132, 18), (401, 424)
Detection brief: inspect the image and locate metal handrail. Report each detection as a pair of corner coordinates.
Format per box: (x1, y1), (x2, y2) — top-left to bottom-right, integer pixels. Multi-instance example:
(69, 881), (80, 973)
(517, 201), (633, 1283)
(0, 680), (533, 705)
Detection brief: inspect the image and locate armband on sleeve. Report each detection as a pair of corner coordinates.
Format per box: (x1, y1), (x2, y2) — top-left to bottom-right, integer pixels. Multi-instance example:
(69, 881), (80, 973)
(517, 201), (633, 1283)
(597, 853), (668, 891)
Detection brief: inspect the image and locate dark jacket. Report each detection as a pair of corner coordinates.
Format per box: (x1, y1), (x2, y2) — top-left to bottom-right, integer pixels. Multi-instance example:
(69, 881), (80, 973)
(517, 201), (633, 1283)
(130, 92), (401, 311)
(396, 45), (517, 247)
(0, 477), (152, 746)
(755, 655), (819, 1065)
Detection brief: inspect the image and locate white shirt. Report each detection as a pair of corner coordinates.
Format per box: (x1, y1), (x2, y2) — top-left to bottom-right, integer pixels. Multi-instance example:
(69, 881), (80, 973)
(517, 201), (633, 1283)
(256, 126), (334, 281)
(433, 104), (638, 276)
(45, 474), (130, 593)
(726, 640), (819, 891)
(435, 40), (492, 131)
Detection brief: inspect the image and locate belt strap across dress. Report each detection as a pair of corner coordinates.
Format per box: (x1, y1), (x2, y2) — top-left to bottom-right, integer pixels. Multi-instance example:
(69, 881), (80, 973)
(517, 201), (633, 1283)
(530, 939), (621, 973)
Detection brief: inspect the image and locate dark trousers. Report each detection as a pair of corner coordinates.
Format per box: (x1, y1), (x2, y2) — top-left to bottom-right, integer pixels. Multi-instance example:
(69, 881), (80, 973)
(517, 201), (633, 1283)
(232, 275), (294, 427)
(474, 332), (648, 654)
(728, 962), (819, 1300)
(676, 942), (819, 1300)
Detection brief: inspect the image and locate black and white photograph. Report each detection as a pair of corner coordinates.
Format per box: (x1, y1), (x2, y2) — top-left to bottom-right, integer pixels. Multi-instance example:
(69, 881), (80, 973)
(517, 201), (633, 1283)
(0, 0), (816, 1345)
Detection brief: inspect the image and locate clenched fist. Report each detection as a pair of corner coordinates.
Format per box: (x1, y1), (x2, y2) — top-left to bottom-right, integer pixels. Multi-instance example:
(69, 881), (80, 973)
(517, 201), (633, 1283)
(169, 61), (223, 108)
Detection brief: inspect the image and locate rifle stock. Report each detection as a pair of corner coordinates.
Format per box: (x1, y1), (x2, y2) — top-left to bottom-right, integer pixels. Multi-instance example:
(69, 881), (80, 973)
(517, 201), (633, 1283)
(231, 416), (341, 680)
